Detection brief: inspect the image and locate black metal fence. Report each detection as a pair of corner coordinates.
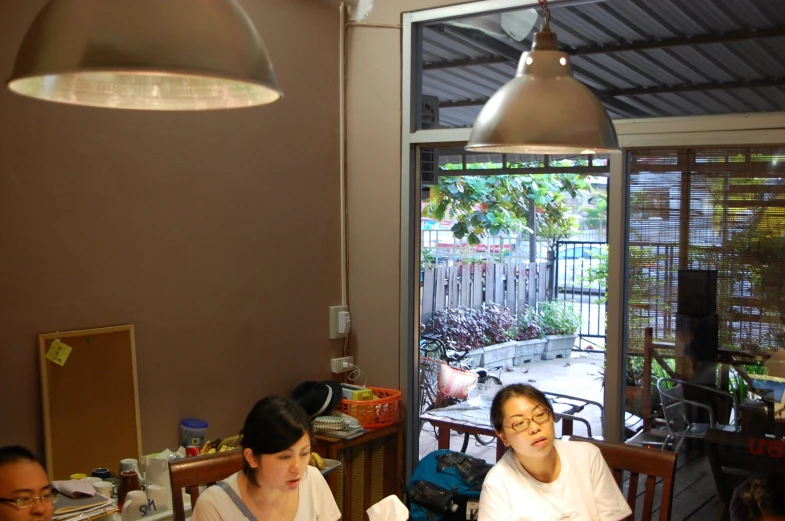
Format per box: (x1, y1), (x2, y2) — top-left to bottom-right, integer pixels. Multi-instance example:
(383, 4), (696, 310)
(555, 240), (608, 350)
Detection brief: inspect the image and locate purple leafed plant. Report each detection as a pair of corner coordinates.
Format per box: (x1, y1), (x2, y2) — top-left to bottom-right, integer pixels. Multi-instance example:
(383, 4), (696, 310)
(422, 306), (486, 351)
(480, 302), (515, 346)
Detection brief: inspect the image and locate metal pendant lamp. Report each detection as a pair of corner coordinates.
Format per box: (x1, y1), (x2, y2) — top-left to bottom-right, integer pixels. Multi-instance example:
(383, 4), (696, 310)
(466, 0), (617, 154)
(7, 0), (282, 110)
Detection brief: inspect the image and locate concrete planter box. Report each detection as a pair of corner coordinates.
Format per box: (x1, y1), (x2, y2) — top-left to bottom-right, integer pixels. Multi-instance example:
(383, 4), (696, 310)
(513, 338), (547, 365)
(465, 347), (485, 368)
(483, 340), (518, 368)
(542, 334), (577, 360)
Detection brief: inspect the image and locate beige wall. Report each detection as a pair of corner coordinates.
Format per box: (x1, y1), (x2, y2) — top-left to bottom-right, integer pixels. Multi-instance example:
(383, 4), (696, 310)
(0, 0), (343, 455)
(346, 0), (464, 387)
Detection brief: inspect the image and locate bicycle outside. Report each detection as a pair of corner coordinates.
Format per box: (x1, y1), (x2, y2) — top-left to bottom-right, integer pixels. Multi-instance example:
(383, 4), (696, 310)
(418, 333), (504, 452)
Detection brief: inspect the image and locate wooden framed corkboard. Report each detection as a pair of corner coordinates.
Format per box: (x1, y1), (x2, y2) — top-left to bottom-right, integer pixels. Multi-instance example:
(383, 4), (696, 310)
(39, 325), (142, 480)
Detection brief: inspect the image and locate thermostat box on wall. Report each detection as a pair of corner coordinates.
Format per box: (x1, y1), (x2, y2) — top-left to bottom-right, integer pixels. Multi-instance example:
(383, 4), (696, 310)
(341, 383), (373, 401)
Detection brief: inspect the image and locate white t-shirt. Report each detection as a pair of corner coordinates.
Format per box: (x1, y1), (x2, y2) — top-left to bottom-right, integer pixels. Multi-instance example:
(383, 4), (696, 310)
(478, 440), (632, 521)
(191, 468), (340, 521)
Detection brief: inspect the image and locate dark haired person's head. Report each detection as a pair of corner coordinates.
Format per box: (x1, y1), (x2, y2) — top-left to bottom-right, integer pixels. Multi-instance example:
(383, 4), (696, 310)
(241, 396), (314, 489)
(730, 475), (785, 521)
(490, 384), (553, 432)
(0, 447), (37, 468)
(490, 384), (556, 461)
(0, 446), (54, 521)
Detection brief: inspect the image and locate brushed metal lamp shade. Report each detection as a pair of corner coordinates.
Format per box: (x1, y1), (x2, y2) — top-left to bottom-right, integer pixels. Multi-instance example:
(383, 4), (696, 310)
(466, 18), (618, 154)
(7, 0), (282, 110)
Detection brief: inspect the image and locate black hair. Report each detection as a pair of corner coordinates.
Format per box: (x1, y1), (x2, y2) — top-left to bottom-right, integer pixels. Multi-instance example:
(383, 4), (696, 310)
(490, 384), (553, 432)
(730, 475), (785, 521)
(241, 395), (314, 486)
(0, 446), (38, 467)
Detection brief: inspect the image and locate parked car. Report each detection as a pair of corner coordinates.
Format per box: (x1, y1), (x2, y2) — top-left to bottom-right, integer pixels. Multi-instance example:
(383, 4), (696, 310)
(556, 244), (606, 293)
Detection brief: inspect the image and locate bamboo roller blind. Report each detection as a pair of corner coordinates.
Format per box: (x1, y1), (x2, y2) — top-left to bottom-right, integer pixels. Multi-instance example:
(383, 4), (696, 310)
(627, 146), (785, 354)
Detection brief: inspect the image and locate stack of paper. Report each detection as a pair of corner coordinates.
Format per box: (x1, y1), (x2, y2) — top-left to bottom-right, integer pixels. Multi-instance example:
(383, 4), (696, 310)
(53, 494), (117, 521)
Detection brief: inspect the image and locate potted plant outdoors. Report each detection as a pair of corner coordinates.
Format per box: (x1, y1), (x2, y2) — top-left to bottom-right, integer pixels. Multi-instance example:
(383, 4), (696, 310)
(539, 301), (580, 360)
(513, 307), (546, 365)
(478, 303), (517, 368)
(624, 356), (647, 418)
(421, 306), (486, 365)
(618, 354), (667, 418)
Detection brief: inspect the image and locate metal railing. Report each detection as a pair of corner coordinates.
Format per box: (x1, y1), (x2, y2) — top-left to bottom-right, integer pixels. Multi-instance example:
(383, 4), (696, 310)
(555, 240), (608, 350)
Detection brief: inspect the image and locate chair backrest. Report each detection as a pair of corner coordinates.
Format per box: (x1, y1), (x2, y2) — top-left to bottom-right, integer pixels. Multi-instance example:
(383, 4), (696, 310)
(704, 428), (785, 506)
(657, 381), (689, 433)
(571, 437), (677, 521)
(168, 450), (245, 521)
(657, 377), (740, 430)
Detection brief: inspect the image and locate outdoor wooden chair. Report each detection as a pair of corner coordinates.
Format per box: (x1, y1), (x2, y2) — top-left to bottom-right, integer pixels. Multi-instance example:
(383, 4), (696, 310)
(168, 449), (244, 521)
(571, 436), (677, 521)
(705, 428), (785, 521)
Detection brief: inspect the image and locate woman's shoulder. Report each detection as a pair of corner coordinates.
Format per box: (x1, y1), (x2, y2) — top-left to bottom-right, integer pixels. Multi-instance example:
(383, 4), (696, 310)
(485, 449), (519, 481)
(559, 439), (609, 474)
(191, 472), (243, 521)
(558, 439), (603, 461)
(195, 472), (240, 502)
(559, 438), (600, 452)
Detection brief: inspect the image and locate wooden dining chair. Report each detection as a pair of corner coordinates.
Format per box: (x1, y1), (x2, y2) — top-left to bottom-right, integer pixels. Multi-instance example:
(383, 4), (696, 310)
(570, 436), (677, 521)
(168, 450), (245, 521)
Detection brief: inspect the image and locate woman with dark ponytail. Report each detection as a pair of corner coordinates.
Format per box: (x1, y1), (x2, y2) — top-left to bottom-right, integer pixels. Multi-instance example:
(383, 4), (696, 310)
(192, 396), (340, 521)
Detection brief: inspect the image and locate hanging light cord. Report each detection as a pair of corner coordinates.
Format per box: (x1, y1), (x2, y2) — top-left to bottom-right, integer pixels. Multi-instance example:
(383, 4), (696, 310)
(538, 0), (551, 30)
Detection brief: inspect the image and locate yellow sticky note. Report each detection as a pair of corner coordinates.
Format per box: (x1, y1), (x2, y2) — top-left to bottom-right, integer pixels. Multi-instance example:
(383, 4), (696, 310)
(46, 339), (72, 367)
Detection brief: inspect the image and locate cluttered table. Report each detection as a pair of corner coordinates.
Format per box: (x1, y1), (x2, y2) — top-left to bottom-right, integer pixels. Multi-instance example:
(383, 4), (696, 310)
(51, 454), (184, 521)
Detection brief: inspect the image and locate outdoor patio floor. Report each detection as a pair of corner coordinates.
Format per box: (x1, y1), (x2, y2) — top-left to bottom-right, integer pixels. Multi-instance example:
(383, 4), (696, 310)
(417, 351), (722, 521)
(419, 351), (607, 461)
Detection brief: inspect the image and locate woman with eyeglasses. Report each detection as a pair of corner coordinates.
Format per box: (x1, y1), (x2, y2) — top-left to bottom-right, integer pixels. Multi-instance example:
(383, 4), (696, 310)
(0, 445), (57, 521)
(478, 384), (630, 521)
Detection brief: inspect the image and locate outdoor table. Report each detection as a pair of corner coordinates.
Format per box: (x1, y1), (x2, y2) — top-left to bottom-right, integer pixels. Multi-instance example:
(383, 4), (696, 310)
(420, 400), (590, 462)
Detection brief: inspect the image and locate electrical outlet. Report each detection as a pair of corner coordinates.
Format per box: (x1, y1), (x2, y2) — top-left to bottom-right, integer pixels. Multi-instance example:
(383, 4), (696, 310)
(329, 305), (349, 339)
(331, 356), (354, 373)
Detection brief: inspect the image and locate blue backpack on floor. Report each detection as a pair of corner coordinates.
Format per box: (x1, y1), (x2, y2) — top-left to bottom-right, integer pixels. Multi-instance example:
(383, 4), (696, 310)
(407, 450), (493, 521)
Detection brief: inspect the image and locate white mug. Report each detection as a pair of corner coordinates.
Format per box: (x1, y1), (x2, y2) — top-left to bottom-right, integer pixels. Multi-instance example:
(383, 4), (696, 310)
(94, 481), (113, 498)
(122, 490), (149, 521)
(145, 484), (171, 513)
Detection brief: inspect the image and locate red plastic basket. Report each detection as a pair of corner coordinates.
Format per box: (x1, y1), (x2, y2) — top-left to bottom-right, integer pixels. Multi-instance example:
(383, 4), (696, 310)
(337, 386), (401, 429)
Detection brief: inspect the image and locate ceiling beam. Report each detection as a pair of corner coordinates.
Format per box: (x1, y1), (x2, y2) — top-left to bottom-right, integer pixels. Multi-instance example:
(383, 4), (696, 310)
(441, 76), (785, 108)
(438, 25), (648, 119)
(423, 56), (512, 70)
(440, 99), (489, 109)
(608, 77), (785, 97)
(570, 25), (785, 56)
(422, 25), (785, 70)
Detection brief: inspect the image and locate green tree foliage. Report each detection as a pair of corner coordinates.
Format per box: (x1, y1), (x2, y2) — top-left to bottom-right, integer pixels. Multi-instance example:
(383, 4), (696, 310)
(423, 168), (591, 247)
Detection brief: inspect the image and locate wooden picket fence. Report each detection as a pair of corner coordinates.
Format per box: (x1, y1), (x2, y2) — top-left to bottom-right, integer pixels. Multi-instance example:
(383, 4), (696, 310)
(420, 261), (552, 320)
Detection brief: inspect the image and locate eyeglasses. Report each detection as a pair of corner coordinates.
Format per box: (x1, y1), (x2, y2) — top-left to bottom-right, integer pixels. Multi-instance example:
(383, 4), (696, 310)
(503, 409), (551, 432)
(0, 492), (59, 510)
